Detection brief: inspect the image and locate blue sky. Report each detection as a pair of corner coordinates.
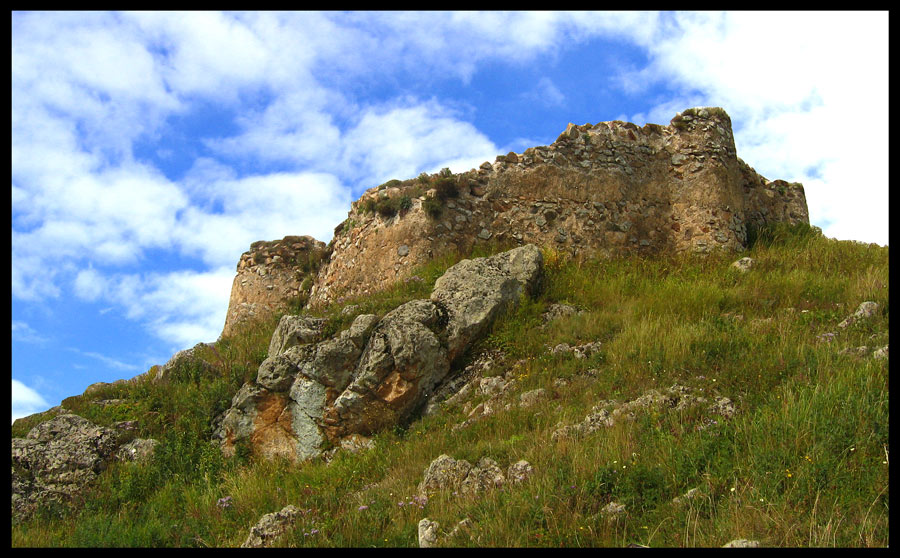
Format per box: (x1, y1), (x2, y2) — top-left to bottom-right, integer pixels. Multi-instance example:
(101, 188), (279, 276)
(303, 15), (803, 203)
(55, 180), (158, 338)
(11, 11), (889, 422)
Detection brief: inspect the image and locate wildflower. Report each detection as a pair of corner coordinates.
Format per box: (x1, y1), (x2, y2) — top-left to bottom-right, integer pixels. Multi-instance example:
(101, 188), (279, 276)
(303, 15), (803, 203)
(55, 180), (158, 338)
(358, 505), (369, 511)
(216, 496), (233, 509)
(310, 529), (319, 535)
(398, 501), (404, 507)
(730, 487), (736, 492)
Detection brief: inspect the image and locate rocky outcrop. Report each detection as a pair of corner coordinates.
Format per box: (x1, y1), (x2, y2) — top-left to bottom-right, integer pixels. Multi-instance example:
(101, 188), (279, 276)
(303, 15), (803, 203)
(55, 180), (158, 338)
(214, 245), (543, 462)
(11, 413), (153, 520)
(308, 107), (809, 307)
(551, 384), (735, 441)
(221, 235), (328, 338)
(417, 454), (534, 499)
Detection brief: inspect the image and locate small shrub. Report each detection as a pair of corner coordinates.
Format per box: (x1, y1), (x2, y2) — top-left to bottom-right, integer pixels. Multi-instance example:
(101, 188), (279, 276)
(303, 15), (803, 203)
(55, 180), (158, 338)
(423, 196), (443, 219)
(417, 172), (430, 184)
(433, 177), (458, 201)
(379, 179), (402, 190)
(375, 197), (400, 218)
(360, 199), (377, 214)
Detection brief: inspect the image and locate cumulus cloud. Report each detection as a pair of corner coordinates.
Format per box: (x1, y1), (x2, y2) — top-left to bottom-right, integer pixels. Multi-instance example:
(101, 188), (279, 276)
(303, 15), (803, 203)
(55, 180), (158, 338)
(618, 11), (888, 245)
(12, 379), (50, 423)
(341, 100), (499, 189)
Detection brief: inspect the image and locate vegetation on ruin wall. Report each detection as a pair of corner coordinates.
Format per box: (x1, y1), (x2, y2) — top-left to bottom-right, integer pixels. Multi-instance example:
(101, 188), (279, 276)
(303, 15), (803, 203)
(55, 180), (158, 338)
(11, 223), (889, 547)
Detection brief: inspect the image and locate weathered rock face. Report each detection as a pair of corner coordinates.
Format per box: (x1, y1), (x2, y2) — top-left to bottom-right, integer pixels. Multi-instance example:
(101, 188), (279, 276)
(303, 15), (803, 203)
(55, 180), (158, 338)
(308, 107), (809, 306)
(221, 235), (328, 338)
(213, 245), (543, 462)
(11, 413), (140, 520)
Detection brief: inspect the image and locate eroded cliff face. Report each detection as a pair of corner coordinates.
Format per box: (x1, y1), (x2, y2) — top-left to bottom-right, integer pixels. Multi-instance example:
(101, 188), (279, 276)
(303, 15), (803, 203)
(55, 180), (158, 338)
(307, 107), (808, 307)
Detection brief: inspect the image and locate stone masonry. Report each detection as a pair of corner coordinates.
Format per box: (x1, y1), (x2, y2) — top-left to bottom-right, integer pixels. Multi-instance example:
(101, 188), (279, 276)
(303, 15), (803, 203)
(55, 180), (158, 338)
(307, 107), (808, 307)
(221, 235), (328, 338)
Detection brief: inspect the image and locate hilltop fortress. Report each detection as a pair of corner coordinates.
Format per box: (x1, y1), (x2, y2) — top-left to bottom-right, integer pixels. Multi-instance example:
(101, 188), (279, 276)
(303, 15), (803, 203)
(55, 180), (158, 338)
(222, 107), (809, 336)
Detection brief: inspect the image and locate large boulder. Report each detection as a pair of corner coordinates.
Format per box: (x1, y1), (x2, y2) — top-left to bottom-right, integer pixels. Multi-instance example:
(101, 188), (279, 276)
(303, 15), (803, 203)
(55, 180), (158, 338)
(11, 414), (121, 519)
(432, 244), (543, 361)
(214, 245), (544, 462)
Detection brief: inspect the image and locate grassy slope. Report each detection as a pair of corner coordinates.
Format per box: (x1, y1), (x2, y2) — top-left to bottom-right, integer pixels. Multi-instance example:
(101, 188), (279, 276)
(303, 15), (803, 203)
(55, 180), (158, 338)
(11, 224), (889, 547)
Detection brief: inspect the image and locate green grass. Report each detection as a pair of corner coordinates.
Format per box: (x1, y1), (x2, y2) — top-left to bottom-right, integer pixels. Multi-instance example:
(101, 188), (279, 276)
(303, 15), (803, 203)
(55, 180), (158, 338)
(11, 224), (888, 547)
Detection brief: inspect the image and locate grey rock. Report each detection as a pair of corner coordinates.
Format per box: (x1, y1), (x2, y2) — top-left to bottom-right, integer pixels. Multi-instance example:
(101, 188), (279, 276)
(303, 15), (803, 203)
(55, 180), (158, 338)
(432, 244), (543, 361)
(838, 301), (879, 329)
(397, 244), (410, 257)
(418, 518), (440, 548)
(116, 438), (158, 463)
(417, 454), (474, 498)
(241, 505), (302, 548)
(722, 539), (760, 548)
(268, 315), (326, 358)
(256, 350), (304, 392)
(12, 413), (121, 520)
(541, 303), (581, 326)
(731, 257), (754, 273)
(507, 460), (534, 484)
(340, 304), (360, 317)
(519, 388), (547, 408)
(331, 299), (451, 436)
(460, 457), (505, 494)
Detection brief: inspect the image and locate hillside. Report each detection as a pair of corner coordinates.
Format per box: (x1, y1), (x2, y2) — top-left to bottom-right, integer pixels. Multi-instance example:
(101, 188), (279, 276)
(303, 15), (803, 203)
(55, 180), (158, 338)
(11, 222), (889, 547)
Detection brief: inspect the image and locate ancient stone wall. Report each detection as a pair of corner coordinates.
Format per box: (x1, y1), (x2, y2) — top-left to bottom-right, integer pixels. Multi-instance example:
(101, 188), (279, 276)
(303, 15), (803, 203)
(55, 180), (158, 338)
(221, 235), (328, 338)
(307, 107), (809, 307)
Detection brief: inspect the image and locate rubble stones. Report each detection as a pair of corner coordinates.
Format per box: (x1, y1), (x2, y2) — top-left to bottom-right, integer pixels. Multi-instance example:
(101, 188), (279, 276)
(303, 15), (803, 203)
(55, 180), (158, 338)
(838, 301), (880, 329)
(417, 454), (533, 499)
(552, 385), (735, 441)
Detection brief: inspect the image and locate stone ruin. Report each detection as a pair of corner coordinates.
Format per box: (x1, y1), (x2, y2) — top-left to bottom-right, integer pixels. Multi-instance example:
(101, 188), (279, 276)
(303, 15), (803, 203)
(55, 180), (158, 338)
(220, 107), (808, 324)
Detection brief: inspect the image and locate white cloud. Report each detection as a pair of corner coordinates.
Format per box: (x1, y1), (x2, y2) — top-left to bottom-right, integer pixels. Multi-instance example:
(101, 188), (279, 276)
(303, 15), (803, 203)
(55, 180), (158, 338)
(12, 379), (50, 423)
(341, 100), (499, 188)
(75, 266), (235, 349)
(11, 321), (47, 344)
(523, 77), (566, 107)
(72, 350), (142, 373)
(618, 11), (888, 245)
